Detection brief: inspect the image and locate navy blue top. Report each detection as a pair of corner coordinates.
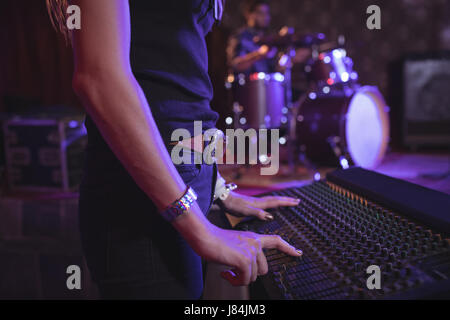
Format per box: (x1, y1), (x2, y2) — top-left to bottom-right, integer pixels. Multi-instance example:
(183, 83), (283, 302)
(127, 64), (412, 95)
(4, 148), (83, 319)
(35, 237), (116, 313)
(227, 27), (278, 77)
(85, 0), (220, 147)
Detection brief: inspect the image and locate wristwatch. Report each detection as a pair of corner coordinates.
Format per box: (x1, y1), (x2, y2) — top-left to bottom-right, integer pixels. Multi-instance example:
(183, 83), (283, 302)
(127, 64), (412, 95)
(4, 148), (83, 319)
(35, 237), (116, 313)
(214, 174), (238, 201)
(219, 182), (238, 201)
(160, 186), (198, 223)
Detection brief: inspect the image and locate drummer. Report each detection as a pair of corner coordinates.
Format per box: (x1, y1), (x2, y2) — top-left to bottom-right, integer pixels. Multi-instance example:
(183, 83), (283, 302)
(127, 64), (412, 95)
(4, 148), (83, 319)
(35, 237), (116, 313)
(227, 0), (311, 76)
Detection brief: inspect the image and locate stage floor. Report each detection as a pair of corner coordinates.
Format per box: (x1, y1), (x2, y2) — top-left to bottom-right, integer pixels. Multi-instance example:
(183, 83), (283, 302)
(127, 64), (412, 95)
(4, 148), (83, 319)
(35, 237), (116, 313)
(218, 151), (450, 196)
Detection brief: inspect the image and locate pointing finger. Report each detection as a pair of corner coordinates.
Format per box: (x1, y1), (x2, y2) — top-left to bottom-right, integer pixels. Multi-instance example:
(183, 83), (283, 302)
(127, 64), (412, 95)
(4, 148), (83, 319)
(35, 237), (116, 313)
(260, 235), (303, 257)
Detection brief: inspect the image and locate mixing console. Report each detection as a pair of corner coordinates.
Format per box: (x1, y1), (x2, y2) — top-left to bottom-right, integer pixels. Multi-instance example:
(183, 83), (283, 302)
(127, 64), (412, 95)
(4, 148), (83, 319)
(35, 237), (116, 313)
(235, 168), (450, 299)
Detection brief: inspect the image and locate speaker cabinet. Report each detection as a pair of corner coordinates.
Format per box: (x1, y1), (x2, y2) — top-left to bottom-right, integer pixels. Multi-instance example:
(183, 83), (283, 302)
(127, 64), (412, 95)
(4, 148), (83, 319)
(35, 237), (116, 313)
(389, 52), (450, 149)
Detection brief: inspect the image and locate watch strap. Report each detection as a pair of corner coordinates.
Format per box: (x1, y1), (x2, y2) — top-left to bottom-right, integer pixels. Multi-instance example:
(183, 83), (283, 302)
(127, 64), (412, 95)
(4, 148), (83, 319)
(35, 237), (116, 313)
(160, 186), (198, 222)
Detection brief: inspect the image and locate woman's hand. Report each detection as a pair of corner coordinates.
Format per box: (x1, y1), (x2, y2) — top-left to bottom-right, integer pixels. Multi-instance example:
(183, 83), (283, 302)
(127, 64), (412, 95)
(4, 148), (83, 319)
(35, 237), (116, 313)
(174, 201), (302, 287)
(195, 225), (302, 286)
(218, 191), (301, 221)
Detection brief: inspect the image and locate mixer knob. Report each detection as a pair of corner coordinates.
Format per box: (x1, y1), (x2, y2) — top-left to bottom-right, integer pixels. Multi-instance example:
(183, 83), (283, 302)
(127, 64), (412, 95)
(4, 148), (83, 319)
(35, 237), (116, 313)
(389, 253), (396, 262)
(405, 267), (412, 276)
(386, 263), (393, 272)
(375, 243), (381, 252)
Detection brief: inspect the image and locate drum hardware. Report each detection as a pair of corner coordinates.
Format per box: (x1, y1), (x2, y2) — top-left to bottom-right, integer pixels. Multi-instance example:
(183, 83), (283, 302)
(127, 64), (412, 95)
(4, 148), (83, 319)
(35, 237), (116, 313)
(232, 102), (244, 130)
(326, 136), (350, 170)
(254, 32), (328, 50)
(281, 44), (298, 173)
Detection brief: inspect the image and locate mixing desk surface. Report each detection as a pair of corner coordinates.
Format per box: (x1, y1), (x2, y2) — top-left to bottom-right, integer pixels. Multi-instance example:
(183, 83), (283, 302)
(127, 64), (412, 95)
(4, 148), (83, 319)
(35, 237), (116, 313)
(235, 168), (450, 299)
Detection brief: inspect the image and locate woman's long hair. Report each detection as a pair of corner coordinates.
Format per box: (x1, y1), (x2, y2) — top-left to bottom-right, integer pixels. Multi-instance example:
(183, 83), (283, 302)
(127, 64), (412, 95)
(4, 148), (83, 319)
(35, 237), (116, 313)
(46, 0), (71, 44)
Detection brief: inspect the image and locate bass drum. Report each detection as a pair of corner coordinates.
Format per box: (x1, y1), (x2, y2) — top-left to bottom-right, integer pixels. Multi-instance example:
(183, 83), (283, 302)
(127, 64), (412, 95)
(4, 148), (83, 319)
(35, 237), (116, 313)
(296, 86), (390, 169)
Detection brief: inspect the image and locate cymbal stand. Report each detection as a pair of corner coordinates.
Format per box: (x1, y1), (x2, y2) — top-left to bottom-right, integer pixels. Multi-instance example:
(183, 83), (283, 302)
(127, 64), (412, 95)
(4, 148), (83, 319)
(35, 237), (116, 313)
(283, 46), (297, 173)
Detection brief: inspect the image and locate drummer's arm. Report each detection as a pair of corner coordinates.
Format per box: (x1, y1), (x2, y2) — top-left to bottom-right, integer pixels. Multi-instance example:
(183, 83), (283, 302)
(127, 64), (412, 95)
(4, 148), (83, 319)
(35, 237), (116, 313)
(230, 46), (269, 72)
(227, 34), (271, 72)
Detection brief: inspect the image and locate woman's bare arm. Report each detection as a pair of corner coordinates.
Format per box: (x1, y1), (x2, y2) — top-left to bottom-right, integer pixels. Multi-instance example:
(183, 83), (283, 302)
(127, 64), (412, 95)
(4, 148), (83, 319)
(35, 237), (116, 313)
(70, 0), (213, 244)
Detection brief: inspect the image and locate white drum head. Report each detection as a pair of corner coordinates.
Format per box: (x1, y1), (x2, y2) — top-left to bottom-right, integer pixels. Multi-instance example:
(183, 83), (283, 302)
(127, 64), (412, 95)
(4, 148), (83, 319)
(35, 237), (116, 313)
(345, 87), (389, 168)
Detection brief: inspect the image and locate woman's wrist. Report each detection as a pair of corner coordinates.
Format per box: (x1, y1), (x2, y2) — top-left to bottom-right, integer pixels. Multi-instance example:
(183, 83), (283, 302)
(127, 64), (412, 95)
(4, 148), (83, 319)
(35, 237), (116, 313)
(171, 201), (217, 251)
(159, 185), (198, 223)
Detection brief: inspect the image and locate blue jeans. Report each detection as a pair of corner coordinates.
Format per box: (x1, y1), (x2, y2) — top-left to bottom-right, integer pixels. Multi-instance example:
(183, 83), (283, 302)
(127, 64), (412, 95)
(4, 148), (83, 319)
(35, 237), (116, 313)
(78, 137), (217, 299)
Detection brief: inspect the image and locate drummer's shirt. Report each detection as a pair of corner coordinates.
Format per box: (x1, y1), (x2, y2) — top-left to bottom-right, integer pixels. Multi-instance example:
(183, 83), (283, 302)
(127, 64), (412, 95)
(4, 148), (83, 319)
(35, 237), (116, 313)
(227, 27), (279, 76)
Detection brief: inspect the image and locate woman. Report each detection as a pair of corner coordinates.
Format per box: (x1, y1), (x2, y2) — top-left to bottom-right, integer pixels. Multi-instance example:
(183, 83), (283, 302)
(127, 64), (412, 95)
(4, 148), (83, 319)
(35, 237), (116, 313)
(47, 0), (302, 299)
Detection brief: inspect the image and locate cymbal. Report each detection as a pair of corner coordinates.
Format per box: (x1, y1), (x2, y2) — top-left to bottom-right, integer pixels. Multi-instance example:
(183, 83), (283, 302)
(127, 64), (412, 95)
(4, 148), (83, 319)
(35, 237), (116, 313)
(254, 32), (328, 48)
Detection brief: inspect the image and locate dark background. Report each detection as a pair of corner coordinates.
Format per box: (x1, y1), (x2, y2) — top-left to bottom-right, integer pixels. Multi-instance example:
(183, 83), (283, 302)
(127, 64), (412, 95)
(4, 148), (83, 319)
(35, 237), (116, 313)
(207, 0), (450, 129)
(1, 0), (449, 124)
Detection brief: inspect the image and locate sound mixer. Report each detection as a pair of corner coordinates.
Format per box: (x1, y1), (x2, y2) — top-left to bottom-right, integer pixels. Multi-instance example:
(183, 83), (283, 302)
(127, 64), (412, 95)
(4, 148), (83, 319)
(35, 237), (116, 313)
(236, 169), (450, 299)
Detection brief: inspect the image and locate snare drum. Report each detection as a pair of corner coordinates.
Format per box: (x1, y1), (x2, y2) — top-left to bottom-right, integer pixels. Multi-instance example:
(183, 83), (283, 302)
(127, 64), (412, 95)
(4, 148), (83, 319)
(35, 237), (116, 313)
(296, 86), (390, 169)
(230, 72), (286, 129)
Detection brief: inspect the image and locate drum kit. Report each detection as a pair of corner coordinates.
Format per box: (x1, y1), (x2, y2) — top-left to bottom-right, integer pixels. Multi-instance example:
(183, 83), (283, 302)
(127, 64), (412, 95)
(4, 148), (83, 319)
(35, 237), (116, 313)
(225, 31), (390, 172)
